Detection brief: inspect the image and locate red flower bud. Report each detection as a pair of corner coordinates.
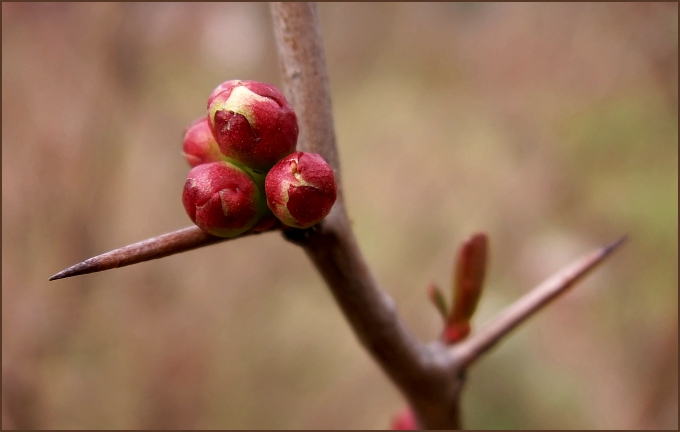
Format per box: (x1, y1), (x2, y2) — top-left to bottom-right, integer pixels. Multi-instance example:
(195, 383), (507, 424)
(391, 407), (418, 430)
(182, 161), (266, 237)
(264, 152), (337, 229)
(207, 80), (298, 171)
(182, 117), (227, 167)
(250, 213), (280, 233)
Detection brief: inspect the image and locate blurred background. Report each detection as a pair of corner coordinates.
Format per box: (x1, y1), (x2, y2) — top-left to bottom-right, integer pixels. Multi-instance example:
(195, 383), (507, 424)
(2, 3), (677, 429)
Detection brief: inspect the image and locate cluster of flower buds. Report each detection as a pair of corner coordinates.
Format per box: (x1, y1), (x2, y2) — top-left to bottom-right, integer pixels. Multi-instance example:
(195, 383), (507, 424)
(181, 80), (337, 237)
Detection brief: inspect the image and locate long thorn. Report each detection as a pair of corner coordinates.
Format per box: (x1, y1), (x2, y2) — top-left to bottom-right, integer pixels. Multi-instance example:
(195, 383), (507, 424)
(49, 226), (253, 281)
(450, 235), (628, 368)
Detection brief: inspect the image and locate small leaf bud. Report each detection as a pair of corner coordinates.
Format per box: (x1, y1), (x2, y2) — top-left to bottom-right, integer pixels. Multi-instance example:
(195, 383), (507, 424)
(207, 80), (298, 170)
(265, 152), (337, 229)
(182, 161), (266, 237)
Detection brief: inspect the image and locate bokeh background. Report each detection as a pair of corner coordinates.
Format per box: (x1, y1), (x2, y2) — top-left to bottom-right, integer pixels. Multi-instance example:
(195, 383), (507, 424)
(2, 2), (677, 429)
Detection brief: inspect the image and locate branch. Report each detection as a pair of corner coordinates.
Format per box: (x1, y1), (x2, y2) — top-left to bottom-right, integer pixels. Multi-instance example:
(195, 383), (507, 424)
(49, 226), (249, 281)
(268, 5), (631, 430)
(270, 0), (443, 401)
(47, 4), (628, 429)
(450, 235), (628, 368)
(269, 2), (342, 193)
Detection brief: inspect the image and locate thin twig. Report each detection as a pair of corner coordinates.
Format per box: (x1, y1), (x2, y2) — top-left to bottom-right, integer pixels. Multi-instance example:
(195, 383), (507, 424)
(48, 226), (248, 281)
(450, 235), (628, 368)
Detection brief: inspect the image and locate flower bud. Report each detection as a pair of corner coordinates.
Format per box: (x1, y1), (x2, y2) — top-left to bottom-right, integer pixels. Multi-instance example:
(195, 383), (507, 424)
(250, 213), (280, 233)
(182, 117), (227, 167)
(391, 407), (417, 430)
(207, 80), (298, 171)
(265, 152), (337, 229)
(182, 161), (266, 237)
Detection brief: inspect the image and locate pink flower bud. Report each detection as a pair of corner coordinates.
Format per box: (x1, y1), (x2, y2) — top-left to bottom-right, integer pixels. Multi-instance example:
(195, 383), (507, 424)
(250, 213), (280, 233)
(391, 407), (418, 430)
(182, 161), (266, 237)
(182, 117), (227, 167)
(207, 80), (298, 171)
(265, 152), (337, 229)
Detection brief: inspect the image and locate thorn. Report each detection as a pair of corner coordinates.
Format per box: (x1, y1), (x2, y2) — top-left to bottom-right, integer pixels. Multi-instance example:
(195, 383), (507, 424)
(450, 235), (627, 368)
(49, 260), (96, 281)
(48, 226), (257, 281)
(603, 234), (628, 256)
